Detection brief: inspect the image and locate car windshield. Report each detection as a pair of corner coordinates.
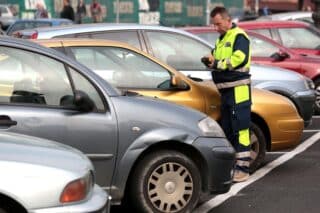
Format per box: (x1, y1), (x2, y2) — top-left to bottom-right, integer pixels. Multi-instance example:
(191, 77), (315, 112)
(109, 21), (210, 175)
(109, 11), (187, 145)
(277, 27), (320, 49)
(196, 32), (219, 45)
(69, 46), (173, 89)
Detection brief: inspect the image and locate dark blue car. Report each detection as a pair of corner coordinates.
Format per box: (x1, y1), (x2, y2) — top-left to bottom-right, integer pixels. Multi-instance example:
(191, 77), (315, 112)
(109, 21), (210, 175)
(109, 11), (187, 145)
(6, 18), (73, 36)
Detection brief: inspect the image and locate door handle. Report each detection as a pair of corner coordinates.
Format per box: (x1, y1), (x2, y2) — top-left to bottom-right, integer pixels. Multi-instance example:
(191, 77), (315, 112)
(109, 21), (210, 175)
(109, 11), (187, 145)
(0, 115), (17, 127)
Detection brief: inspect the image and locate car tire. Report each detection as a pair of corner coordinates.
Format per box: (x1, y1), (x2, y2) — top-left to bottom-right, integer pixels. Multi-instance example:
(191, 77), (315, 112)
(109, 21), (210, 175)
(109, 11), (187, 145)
(249, 122), (266, 173)
(129, 150), (201, 213)
(314, 78), (320, 115)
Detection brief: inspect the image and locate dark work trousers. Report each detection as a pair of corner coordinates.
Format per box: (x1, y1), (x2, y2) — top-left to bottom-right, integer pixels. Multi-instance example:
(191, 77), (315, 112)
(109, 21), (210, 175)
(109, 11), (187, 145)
(219, 84), (252, 173)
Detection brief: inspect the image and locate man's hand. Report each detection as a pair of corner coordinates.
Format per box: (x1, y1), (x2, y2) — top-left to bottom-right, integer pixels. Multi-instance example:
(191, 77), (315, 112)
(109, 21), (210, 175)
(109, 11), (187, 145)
(201, 55), (214, 67)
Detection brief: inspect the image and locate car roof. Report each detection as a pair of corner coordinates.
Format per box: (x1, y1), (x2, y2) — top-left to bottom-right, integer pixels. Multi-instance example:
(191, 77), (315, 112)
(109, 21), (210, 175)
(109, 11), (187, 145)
(181, 25), (295, 54)
(257, 11), (312, 20)
(14, 18), (73, 23)
(16, 23), (211, 42)
(238, 20), (309, 28)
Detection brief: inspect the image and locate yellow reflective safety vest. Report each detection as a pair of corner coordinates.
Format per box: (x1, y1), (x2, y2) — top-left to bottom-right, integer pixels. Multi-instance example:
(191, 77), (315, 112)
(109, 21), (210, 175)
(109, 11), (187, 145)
(212, 27), (251, 89)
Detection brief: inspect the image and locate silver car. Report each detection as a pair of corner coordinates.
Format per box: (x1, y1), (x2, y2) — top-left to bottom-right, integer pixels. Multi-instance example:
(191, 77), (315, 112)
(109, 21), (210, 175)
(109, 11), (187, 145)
(0, 132), (108, 213)
(13, 23), (315, 126)
(0, 37), (235, 213)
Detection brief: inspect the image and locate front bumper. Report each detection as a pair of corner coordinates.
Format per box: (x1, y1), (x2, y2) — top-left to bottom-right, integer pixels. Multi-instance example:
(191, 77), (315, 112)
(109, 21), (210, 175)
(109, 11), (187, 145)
(291, 89), (315, 127)
(31, 185), (110, 213)
(192, 137), (235, 194)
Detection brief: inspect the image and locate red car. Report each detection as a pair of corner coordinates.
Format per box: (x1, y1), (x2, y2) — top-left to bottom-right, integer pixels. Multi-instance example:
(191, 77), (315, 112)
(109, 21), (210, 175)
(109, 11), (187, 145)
(182, 26), (320, 110)
(238, 20), (320, 56)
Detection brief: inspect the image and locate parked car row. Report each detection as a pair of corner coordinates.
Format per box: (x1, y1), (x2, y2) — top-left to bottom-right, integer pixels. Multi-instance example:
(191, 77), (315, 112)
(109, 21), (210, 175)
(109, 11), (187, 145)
(11, 23), (310, 168)
(0, 18), (317, 212)
(35, 38), (305, 172)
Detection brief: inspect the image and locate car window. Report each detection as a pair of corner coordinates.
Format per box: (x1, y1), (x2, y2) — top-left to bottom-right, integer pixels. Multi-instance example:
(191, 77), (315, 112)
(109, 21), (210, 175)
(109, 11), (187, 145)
(196, 32), (219, 45)
(250, 35), (279, 57)
(68, 67), (105, 111)
(69, 46), (172, 89)
(90, 31), (142, 50)
(145, 31), (209, 70)
(278, 27), (320, 49)
(250, 29), (272, 39)
(0, 46), (74, 106)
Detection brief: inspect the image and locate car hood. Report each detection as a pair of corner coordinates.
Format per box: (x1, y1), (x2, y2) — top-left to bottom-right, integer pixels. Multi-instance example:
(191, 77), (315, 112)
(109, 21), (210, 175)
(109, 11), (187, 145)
(0, 132), (92, 173)
(251, 63), (305, 81)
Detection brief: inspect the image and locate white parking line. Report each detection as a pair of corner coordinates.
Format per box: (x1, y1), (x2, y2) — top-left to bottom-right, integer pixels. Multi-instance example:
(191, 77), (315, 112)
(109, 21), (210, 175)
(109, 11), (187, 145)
(267, 151), (288, 154)
(303, 129), (320, 133)
(193, 131), (320, 213)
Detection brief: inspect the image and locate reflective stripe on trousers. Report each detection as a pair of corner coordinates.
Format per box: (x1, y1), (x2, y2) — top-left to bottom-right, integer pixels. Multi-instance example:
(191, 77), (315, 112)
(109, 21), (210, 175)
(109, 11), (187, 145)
(220, 84), (251, 173)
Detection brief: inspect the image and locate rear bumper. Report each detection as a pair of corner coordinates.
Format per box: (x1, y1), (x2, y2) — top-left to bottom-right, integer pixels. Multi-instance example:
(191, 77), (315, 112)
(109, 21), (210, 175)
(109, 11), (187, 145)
(291, 89), (315, 127)
(192, 137), (235, 195)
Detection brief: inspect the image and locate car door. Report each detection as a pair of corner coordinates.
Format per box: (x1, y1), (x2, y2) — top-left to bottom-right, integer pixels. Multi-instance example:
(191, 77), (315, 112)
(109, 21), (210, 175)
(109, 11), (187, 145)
(0, 46), (117, 189)
(62, 45), (207, 114)
(249, 34), (303, 74)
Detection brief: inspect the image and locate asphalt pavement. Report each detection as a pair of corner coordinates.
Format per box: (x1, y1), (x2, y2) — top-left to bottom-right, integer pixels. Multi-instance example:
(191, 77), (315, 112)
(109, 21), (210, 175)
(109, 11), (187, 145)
(196, 116), (320, 213)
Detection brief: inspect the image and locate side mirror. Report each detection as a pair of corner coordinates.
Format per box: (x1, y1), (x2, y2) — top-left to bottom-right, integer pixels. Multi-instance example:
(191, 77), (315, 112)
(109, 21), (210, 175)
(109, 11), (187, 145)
(270, 50), (289, 61)
(171, 75), (189, 90)
(74, 90), (96, 112)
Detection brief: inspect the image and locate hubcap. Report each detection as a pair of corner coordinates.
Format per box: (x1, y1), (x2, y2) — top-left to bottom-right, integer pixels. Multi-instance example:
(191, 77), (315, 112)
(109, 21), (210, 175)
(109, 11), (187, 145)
(250, 131), (259, 162)
(147, 162), (193, 212)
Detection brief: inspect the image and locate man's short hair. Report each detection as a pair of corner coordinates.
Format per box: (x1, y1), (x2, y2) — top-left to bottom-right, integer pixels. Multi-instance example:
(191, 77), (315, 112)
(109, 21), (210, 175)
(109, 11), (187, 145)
(210, 6), (231, 20)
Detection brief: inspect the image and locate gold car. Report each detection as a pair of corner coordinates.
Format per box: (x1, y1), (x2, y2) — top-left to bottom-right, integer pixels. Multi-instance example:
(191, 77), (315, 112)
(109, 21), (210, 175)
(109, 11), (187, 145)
(36, 39), (303, 171)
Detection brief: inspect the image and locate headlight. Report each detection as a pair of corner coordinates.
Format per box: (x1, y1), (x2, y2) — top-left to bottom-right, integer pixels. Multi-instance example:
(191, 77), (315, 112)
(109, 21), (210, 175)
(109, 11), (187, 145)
(198, 117), (225, 137)
(304, 78), (315, 90)
(60, 172), (94, 203)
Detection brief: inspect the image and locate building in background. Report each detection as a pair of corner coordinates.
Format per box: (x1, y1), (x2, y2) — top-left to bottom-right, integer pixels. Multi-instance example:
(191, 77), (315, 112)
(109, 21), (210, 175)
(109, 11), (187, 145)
(7, 0), (314, 26)
(245, 0), (314, 14)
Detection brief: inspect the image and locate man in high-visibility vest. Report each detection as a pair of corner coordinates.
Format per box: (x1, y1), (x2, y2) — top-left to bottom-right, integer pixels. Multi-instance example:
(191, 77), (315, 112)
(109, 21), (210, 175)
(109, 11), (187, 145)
(202, 6), (252, 182)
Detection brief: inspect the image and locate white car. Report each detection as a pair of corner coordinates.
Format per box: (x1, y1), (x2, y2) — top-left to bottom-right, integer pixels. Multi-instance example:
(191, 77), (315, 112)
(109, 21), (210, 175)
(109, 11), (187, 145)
(0, 4), (17, 30)
(0, 132), (109, 213)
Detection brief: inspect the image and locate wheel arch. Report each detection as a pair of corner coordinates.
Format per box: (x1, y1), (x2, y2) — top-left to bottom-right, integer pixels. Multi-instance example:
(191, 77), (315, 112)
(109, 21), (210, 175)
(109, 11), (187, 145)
(121, 141), (208, 204)
(0, 193), (27, 213)
(251, 112), (271, 151)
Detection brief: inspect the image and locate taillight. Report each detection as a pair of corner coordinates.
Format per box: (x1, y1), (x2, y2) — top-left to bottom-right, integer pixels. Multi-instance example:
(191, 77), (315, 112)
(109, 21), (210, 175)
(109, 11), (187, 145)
(30, 32), (38, 39)
(60, 173), (93, 203)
